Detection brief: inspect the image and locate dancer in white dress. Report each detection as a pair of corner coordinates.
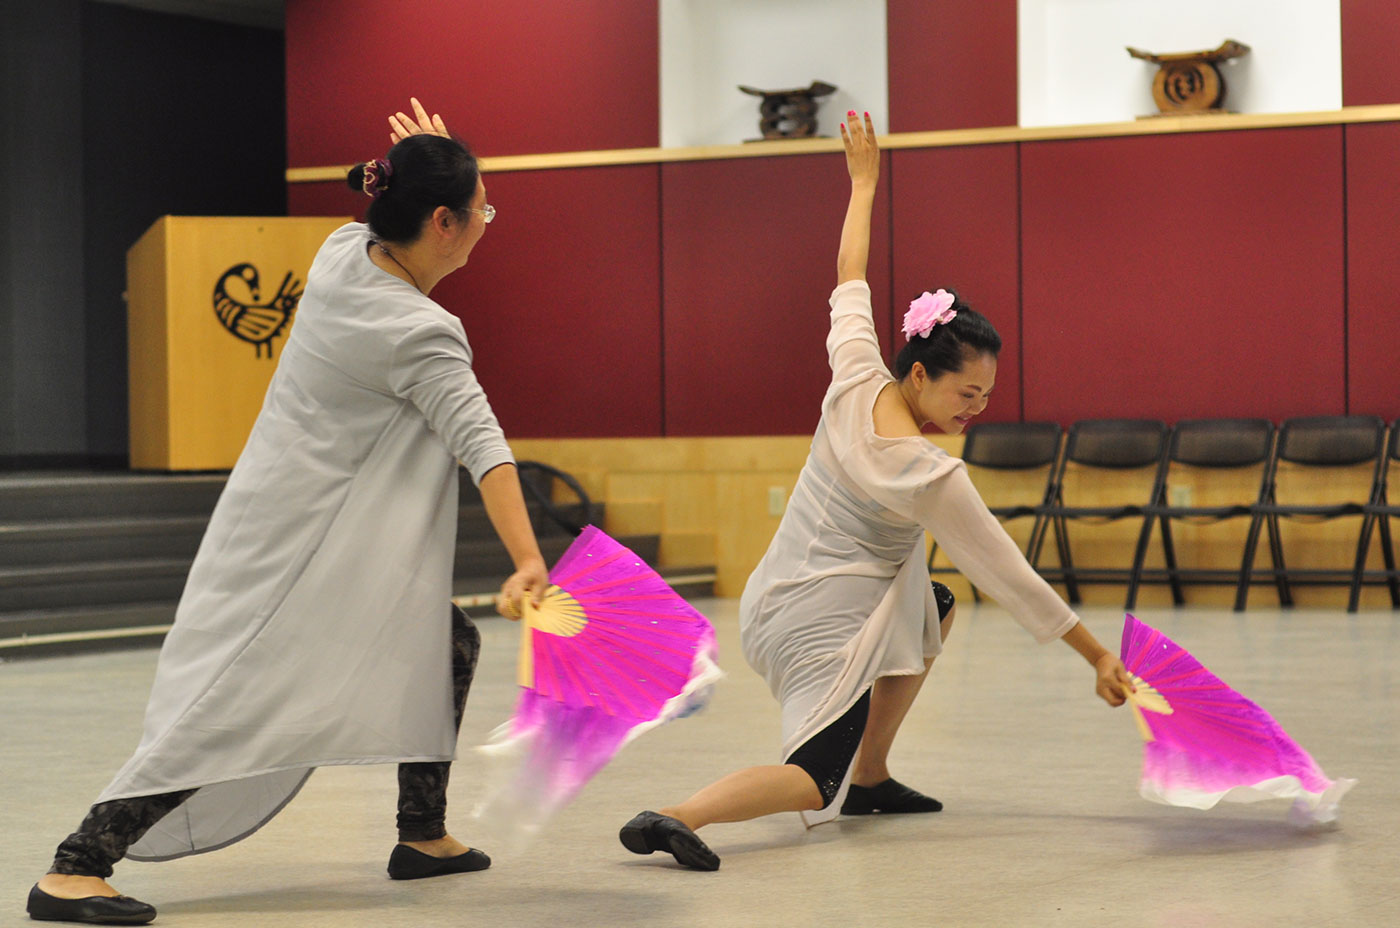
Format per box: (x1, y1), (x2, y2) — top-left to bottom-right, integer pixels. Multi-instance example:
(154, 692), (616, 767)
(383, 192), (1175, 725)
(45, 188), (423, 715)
(29, 101), (547, 925)
(620, 112), (1132, 871)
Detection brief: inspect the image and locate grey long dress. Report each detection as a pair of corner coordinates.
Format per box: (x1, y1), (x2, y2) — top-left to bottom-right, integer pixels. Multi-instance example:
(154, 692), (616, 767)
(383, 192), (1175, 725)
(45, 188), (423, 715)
(99, 222), (516, 860)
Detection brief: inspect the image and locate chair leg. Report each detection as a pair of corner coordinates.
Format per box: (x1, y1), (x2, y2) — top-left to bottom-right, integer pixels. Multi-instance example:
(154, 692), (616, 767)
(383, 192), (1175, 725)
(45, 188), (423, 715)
(1125, 514), (1156, 611)
(1235, 513), (1266, 612)
(1379, 514), (1400, 607)
(1349, 513), (1376, 613)
(1054, 516), (1081, 605)
(1267, 513), (1293, 607)
(1159, 514), (1185, 606)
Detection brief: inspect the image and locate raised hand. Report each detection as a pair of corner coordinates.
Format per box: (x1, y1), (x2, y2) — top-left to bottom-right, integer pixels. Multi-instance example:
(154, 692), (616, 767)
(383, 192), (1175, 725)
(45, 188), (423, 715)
(839, 110), (879, 189)
(388, 97), (450, 145)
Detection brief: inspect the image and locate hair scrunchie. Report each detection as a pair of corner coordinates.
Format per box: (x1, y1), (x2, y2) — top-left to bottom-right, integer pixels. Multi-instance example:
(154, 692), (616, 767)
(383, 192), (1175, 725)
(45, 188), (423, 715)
(361, 158), (393, 199)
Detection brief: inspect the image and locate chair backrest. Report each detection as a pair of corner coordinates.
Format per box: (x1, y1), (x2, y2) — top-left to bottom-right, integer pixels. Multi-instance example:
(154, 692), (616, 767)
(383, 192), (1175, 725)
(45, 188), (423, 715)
(1276, 416), (1386, 466)
(960, 422), (1062, 470)
(1064, 419), (1169, 469)
(1169, 418), (1274, 468)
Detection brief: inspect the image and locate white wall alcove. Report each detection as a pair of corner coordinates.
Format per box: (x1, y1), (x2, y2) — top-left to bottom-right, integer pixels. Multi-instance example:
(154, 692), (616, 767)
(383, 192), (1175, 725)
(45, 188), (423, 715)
(660, 0), (889, 148)
(1018, 0), (1342, 127)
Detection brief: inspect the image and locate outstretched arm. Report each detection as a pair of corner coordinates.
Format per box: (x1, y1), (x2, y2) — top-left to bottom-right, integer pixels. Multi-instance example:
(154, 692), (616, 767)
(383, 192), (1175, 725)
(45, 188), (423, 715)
(837, 111), (879, 285)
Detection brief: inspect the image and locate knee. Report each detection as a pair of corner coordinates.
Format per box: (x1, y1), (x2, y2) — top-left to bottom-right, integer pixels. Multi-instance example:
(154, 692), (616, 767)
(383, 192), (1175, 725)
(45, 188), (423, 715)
(931, 580), (956, 643)
(939, 605), (956, 644)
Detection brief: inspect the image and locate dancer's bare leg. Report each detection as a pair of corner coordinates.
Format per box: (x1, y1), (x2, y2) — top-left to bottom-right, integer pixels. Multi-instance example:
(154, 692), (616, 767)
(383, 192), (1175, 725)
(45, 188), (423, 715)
(661, 764), (824, 831)
(851, 606), (955, 787)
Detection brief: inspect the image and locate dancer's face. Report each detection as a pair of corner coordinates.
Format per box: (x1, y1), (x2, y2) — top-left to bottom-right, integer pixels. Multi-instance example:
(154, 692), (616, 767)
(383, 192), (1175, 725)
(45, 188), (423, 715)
(449, 177), (490, 268)
(912, 353), (996, 434)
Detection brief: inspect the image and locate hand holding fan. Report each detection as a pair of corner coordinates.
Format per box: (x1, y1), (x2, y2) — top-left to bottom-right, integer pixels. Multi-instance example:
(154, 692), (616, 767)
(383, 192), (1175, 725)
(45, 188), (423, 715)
(476, 527), (721, 839)
(1120, 614), (1354, 825)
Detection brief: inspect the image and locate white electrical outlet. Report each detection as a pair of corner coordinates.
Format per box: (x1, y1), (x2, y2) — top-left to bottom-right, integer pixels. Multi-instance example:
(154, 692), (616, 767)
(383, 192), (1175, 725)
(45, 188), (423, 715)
(767, 486), (786, 516)
(1170, 485), (1192, 507)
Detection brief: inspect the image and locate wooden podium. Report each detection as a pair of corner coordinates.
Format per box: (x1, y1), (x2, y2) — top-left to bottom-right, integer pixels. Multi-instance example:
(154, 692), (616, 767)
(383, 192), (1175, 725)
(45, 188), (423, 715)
(126, 216), (349, 471)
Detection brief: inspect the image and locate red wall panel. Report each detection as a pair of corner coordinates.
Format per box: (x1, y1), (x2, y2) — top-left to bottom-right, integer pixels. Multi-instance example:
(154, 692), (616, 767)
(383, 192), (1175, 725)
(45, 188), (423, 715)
(890, 144), (1021, 422)
(292, 166), (664, 438)
(886, 0), (1017, 132)
(284, 0), (657, 167)
(661, 153), (892, 436)
(1342, 0), (1400, 106)
(1020, 128), (1346, 425)
(1344, 123), (1400, 419)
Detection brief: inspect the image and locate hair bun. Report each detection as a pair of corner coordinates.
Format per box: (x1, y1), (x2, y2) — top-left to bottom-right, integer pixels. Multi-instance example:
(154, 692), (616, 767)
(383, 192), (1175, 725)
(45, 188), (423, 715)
(345, 163), (368, 193)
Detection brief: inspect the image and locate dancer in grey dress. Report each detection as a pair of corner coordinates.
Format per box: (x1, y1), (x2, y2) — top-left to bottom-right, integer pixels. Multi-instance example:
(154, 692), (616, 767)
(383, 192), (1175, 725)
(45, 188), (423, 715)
(29, 100), (544, 925)
(620, 111), (1133, 871)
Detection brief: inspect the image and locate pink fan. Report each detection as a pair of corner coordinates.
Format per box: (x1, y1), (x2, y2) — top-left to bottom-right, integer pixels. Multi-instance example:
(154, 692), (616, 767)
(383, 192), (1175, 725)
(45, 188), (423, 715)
(1120, 615), (1354, 825)
(476, 526), (720, 837)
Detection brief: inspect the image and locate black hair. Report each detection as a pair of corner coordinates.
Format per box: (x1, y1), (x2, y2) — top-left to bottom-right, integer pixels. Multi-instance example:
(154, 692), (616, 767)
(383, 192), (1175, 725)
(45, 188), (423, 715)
(345, 134), (479, 244)
(893, 289), (1002, 380)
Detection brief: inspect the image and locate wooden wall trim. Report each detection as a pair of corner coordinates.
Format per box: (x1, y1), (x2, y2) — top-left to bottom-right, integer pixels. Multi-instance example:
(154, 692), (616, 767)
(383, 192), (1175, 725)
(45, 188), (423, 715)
(287, 104), (1400, 182)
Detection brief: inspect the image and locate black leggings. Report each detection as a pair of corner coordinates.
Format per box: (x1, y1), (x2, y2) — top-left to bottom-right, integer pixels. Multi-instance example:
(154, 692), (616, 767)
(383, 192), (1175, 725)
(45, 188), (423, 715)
(49, 605), (480, 878)
(784, 581), (955, 808)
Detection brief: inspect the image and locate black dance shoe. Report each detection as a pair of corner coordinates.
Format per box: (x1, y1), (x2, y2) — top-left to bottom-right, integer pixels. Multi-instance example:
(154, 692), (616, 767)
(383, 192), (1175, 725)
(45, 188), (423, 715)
(840, 778), (944, 815)
(26, 884), (156, 924)
(386, 844), (491, 880)
(619, 811), (720, 871)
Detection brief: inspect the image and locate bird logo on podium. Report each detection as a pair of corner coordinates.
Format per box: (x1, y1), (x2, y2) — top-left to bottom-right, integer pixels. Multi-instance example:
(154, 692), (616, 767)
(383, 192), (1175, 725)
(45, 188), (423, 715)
(213, 263), (304, 359)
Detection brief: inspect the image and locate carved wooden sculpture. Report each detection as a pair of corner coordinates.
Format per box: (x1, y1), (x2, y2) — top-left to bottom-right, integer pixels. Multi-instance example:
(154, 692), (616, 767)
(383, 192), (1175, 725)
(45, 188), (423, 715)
(737, 80), (837, 139)
(1127, 40), (1250, 115)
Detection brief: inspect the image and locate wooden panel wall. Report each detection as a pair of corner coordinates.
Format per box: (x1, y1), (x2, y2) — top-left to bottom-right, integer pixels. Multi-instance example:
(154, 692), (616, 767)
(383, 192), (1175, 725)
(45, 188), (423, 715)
(886, 0), (1018, 132)
(284, 5), (1400, 440)
(284, 0), (658, 162)
(890, 144), (1022, 422)
(1342, 0), (1400, 105)
(1020, 128), (1347, 423)
(1343, 122), (1400, 419)
(660, 153), (893, 436)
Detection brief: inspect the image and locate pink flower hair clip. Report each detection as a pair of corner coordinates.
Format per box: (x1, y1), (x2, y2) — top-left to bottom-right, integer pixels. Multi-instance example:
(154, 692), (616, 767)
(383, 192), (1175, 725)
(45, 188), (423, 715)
(902, 289), (957, 340)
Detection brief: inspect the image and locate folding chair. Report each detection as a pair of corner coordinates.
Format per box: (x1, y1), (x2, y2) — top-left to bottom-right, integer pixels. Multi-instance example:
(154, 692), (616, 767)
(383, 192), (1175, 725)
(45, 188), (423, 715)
(927, 422), (1062, 601)
(1124, 418), (1275, 611)
(1238, 415), (1387, 611)
(1029, 419), (1170, 605)
(1349, 421), (1400, 611)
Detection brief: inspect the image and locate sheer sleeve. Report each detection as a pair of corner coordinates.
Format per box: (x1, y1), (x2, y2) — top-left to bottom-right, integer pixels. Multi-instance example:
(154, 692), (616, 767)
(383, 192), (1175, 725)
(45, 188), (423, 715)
(911, 463), (1078, 644)
(388, 320), (516, 485)
(827, 280), (890, 383)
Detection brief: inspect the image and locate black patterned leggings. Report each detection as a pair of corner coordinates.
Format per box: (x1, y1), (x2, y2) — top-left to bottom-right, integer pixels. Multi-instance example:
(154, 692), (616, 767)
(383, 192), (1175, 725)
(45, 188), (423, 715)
(49, 605), (481, 879)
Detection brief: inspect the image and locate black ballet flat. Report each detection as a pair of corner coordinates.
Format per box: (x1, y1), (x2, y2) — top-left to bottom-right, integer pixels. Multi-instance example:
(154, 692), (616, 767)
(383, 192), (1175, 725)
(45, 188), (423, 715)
(26, 884), (156, 925)
(386, 844), (491, 880)
(841, 778), (944, 815)
(619, 811), (720, 871)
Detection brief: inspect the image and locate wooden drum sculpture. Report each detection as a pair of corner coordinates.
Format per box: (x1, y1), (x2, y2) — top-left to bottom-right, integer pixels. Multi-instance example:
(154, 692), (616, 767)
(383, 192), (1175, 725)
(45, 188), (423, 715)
(1127, 40), (1251, 116)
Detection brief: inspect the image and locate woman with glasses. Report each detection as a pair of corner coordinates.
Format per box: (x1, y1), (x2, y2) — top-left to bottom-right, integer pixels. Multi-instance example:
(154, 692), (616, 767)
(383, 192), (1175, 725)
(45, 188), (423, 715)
(28, 100), (543, 925)
(619, 112), (1133, 871)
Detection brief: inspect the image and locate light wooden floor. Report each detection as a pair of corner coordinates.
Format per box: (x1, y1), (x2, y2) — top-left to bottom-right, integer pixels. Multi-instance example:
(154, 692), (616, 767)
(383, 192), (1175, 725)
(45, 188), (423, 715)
(2, 599), (1395, 928)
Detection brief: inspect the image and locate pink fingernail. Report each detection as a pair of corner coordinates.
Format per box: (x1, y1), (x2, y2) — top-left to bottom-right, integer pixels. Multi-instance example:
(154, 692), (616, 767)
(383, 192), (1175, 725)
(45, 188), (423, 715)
(848, 110), (856, 116)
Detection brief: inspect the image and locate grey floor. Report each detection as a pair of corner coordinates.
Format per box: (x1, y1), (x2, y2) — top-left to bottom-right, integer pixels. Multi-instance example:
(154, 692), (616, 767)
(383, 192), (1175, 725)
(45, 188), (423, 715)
(2, 600), (1396, 928)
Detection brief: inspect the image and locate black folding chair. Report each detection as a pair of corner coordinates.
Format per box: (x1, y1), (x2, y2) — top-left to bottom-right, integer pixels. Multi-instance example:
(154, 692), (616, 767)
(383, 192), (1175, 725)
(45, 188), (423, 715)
(1029, 419), (1170, 606)
(1125, 418), (1275, 611)
(928, 422), (1062, 601)
(1238, 415), (1388, 611)
(1349, 421), (1400, 611)
(516, 460), (597, 536)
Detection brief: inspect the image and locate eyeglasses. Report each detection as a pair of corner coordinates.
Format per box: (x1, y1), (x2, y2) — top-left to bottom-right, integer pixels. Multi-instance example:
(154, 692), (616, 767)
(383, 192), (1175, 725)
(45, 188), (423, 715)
(466, 204), (495, 223)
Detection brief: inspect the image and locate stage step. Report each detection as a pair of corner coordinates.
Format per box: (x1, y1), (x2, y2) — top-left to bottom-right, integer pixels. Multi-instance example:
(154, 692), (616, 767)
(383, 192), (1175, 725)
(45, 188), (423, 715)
(0, 470), (712, 658)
